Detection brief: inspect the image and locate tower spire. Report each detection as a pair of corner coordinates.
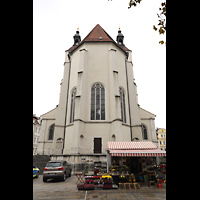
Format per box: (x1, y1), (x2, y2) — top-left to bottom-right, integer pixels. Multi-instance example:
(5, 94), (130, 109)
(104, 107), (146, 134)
(73, 27), (81, 46)
(116, 27), (124, 45)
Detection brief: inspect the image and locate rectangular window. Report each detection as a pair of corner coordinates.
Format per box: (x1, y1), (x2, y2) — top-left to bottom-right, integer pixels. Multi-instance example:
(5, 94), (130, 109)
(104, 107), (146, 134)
(46, 162), (61, 167)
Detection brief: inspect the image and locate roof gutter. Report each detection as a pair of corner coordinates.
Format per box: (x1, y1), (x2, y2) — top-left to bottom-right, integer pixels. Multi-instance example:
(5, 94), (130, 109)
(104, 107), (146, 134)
(67, 41), (129, 56)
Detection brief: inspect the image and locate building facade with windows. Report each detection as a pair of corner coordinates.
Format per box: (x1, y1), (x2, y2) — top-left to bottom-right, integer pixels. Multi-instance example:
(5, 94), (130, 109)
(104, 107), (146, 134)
(37, 24), (158, 164)
(33, 114), (41, 155)
(156, 128), (166, 151)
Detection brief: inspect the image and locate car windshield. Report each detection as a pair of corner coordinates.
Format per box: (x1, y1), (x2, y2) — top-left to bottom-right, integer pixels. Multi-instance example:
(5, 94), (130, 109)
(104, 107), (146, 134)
(46, 162), (61, 167)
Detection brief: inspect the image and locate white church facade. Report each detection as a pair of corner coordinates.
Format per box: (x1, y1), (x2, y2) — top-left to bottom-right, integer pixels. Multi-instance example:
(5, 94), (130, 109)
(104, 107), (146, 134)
(37, 24), (158, 164)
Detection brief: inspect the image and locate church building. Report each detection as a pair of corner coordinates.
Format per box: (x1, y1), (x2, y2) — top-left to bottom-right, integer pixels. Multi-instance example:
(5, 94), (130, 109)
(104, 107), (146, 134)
(37, 24), (158, 166)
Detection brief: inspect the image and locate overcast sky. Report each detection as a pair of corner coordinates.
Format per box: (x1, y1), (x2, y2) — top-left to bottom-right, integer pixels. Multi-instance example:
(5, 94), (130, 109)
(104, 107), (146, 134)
(33, 0), (166, 129)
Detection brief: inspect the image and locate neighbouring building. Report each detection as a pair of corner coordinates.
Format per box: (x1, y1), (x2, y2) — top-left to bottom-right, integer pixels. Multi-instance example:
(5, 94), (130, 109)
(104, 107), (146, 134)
(156, 128), (166, 151)
(33, 114), (41, 155)
(37, 24), (161, 168)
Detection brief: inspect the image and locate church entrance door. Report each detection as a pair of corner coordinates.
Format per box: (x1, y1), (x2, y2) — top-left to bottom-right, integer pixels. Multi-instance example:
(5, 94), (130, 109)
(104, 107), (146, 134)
(94, 138), (102, 153)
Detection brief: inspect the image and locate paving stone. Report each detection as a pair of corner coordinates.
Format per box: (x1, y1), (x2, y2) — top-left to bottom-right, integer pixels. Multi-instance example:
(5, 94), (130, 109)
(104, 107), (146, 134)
(33, 175), (166, 200)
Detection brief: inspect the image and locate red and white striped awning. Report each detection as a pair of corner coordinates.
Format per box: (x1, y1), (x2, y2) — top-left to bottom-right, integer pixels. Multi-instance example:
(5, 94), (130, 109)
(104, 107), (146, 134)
(109, 149), (166, 157)
(107, 141), (158, 150)
(107, 141), (166, 157)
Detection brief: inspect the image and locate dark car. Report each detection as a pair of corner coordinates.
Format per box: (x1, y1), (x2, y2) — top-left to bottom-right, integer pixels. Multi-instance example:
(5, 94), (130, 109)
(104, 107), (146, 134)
(43, 160), (72, 182)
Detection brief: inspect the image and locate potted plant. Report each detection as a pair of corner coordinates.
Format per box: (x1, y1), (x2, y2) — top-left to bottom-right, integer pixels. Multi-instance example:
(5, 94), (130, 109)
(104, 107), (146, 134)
(129, 173), (135, 183)
(130, 183), (134, 189)
(119, 183), (124, 189)
(135, 183), (140, 189)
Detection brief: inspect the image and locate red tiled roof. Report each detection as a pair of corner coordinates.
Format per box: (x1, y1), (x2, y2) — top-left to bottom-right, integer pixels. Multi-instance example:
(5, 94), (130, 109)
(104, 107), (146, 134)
(83, 24), (114, 42)
(66, 24), (131, 53)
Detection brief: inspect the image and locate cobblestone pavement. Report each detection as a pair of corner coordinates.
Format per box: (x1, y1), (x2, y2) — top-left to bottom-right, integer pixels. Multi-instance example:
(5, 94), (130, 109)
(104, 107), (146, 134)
(33, 175), (166, 200)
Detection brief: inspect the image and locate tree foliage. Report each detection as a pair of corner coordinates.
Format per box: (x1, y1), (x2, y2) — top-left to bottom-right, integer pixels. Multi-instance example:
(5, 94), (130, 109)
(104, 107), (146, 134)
(128, 0), (166, 45)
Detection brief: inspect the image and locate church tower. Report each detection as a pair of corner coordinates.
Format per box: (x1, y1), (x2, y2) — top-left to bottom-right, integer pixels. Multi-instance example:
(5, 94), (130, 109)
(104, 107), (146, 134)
(38, 24), (157, 162)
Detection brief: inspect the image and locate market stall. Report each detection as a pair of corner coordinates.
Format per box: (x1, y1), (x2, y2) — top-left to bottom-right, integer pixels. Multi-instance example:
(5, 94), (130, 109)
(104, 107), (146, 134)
(75, 141), (166, 190)
(107, 141), (166, 187)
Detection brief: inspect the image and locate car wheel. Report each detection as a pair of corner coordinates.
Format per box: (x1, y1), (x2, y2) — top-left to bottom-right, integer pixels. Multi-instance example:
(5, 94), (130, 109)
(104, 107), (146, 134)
(61, 173), (66, 181)
(36, 171), (39, 178)
(43, 177), (47, 182)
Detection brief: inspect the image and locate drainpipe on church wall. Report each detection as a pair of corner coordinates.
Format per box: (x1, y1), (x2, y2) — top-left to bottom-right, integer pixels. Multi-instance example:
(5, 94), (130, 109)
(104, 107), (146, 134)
(62, 52), (72, 154)
(125, 54), (133, 141)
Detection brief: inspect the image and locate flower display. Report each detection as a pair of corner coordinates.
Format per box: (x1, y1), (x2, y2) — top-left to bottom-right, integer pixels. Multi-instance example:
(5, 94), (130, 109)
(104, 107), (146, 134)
(85, 179), (94, 184)
(103, 184), (112, 189)
(130, 183), (134, 189)
(135, 183), (140, 189)
(94, 176), (102, 179)
(125, 183), (130, 189)
(77, 184), (84, 190)
(85, 176), (94, 179)
(103, 179), (112, 184)
(119, 183), (124, 189)
(94, 169), (99, 174)
(102, 175), (112, 179)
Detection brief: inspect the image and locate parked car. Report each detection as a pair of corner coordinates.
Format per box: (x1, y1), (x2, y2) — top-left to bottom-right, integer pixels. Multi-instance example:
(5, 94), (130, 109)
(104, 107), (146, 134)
(33, 165), (39, 178)
(43, 160), (72, 182)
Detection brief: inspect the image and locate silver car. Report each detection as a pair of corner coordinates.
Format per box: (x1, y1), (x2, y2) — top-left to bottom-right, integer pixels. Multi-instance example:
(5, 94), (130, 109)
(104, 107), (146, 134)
(43, 160), (72, 182)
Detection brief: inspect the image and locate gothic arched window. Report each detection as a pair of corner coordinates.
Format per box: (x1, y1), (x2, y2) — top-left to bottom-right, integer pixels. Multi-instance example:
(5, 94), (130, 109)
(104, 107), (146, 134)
(48, 124), (55, 140)
(91, 83), (105, 120)
(119, 88), (126, 123)
(70, 88), (77, 123)
(142, 124), (148, 140)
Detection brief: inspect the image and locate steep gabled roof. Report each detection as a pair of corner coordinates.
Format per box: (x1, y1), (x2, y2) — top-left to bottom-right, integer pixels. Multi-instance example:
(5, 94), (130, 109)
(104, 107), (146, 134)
(66, 24), (131, 54)
(40, 107), (57, 119)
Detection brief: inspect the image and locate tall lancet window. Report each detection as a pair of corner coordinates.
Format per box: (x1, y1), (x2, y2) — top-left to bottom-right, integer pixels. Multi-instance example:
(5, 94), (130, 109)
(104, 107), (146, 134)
(119, 88), (126, 123)
(91, 83), (105, 120)
(142, 124), (148, 140)
(70, 88), (77, 123)
(48, 124), (55, 140)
